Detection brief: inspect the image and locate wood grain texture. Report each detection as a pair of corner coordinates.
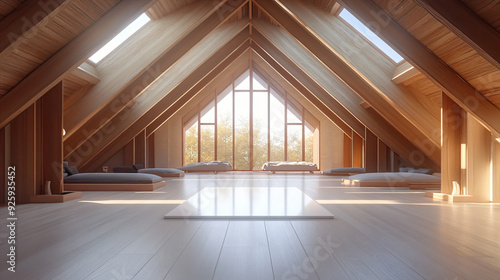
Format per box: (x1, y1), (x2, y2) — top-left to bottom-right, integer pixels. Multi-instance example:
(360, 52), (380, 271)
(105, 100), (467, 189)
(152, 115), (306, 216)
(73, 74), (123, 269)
(64, 181), (166, 192)
(76, 26), (250, 172)
(494, 139), (500, 202)
(135, 130), (147, 166)
(0, 173), (499, 279)
(64, 0), (248, 153)
(352, 131), (363, 168)
(251, 21), (440, 169)
(365, 129), (378, 173)
(9, 104), (36, 204)
(0, 127), (5, 205)
(41, 82), (63, 194)
(441, 93), (465, 195)
(0, 0), (154, 129)
(467, 114), (492, 202)
(343, 0), (500, 136)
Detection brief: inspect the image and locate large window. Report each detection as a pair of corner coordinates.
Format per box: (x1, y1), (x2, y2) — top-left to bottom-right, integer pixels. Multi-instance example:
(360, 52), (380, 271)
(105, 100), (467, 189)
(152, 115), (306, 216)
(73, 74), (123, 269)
(183, 70), (319, 170)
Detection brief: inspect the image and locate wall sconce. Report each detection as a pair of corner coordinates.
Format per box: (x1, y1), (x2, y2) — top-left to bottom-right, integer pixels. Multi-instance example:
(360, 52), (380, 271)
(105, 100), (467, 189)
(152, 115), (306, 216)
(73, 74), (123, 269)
(496, 137), (500, 143)
(63, 129), (66, 136)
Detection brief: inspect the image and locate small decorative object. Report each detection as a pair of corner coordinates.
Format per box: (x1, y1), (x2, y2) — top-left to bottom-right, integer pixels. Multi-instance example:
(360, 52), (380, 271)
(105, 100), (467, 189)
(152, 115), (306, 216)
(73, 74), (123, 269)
(452, 181), (460, 196)
(45, 181), (52, 195)
(103, 166), (109, 173)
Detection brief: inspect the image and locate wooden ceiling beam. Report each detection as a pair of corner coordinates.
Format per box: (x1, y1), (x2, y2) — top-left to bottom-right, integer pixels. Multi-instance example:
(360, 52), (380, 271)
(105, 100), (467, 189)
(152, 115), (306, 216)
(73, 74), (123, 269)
(0, 0), (66, 54)
(341, 0), (500, 137)
(254, 0), (440, 161)
(413, 0), (500, 71)
(251, 24), (439, 169)
(78, 33), (250, 172)
(0, 0), (158, 129)
(250, 31), (364, 137)
(64, 0), (248, 156)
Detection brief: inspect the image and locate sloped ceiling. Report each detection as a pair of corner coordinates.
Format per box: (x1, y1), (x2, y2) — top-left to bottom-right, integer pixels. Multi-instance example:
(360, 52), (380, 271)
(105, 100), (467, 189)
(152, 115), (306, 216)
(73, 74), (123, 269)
(1, 0), (500, 172)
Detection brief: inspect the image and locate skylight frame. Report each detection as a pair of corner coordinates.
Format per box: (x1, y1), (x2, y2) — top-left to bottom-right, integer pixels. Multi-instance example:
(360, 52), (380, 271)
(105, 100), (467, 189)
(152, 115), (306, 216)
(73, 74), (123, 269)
(88, 13), (151, 64)
(338, 8), (404, 64)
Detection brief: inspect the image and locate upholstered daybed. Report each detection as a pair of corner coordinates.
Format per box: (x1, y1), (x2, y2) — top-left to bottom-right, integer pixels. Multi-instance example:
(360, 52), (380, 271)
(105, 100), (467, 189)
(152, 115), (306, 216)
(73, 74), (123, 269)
(113, 164), (185, 177)
(64, 173), (166, 191)
(342, 172), (441, 188)
(322, 167), (365, 176)
(63, 163), (166, 191)
(262, 161), (318, 173)
(138, 168), (185, 177)
(177, 161), (233, 173)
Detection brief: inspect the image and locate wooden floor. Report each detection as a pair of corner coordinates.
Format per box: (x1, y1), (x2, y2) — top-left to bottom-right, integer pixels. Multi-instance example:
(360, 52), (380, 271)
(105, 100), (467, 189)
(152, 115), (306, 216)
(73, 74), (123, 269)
(1, 172), (499, 279)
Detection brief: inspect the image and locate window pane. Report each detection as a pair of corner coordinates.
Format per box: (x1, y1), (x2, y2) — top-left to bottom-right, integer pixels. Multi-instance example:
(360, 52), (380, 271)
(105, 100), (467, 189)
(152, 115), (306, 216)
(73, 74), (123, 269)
(89, 13), (151, 63)
(217, 88), (233, 164)
(200, 125), (215, 162)
(305, 122), (314, 162)
(252, 72), (268, 90)
(235, 92), (250, 169)
(253, 92), (269, 170)
(270, 89), (285, 161)
(201, 101), (215, 123)
(287, 95), (302, 123)
(339, 9), (403, 63)
(184, 119), (198, 165)
(287, 125), (303, 161)
(235, 70), (251, 91)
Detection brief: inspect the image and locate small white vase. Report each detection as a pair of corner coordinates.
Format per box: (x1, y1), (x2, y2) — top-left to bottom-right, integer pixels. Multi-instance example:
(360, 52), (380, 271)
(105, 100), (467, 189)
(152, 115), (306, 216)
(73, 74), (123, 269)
(45, 181), (52, 195)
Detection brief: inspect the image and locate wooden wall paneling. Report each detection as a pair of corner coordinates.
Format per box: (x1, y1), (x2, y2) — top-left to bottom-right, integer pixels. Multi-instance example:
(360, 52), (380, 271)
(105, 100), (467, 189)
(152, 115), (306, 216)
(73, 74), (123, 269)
(0, 0), (157, 129)
(41, 81), (64, 194)
(344, 133), (352, 167)
(278, 0), (440, 145)
(413, 0), (500, 70)
(341, 0), (500, 137)
(391, 151), (400, 172)
(64, 0), (248, 154)
(365, 129), (378, 173)
(10, 105), (36, 204)
(135, 130), (147, 166)
(251, 21), (440, 170)
(124, 140), (135, 167)
(0, 0), (66, 54)
(253, 0), (441, 163)
(0, 127), (5, 205)
(147, 134), (155, 168)
(378, 140), (389, 172)
(77, 31), (250, 172)
(441, 93), (465, 195)
(352, 131), (364, 168)
(467, 114), (492, 202)
(250, 37), (364, 136)
(493, 137), (500, 202)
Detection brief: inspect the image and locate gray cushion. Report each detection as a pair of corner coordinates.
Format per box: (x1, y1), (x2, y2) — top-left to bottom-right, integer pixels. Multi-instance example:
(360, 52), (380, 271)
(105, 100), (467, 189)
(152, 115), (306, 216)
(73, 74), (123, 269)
(64, 166), (79, 175)
(138, 168), (183, 174)
(323, 167), (365, 174)
(178, 161), (233, 171)
(64, 173), (163, 184)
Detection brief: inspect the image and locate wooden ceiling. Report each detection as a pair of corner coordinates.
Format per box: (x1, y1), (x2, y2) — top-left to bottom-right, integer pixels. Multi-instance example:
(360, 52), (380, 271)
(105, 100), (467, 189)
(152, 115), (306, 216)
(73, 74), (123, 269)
(1, 0), (500, 171)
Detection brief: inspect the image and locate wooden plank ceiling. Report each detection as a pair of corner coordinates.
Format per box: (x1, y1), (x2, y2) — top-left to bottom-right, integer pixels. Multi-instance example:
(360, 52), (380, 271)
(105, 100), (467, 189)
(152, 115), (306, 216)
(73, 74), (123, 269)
(1, 0), (500, 171)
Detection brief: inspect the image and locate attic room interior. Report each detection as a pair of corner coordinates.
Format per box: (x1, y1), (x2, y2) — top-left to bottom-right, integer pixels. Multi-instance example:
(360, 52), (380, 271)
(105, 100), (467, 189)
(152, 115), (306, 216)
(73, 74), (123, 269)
(1, 0), (500, 278)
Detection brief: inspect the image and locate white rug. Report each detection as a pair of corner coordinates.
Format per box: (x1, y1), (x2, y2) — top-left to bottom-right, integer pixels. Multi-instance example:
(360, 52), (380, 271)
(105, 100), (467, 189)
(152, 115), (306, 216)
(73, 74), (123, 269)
(164, 187), (334, 219)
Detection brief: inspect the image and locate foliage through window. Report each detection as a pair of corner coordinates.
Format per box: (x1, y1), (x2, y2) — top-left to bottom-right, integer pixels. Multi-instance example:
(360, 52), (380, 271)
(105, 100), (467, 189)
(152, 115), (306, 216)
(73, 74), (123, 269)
(183, 70), (318, 170)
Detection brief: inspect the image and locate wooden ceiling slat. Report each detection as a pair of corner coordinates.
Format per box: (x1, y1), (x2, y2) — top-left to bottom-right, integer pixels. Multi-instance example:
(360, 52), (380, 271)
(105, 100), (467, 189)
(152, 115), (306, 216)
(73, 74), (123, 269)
(0, 0), (155, 129)
(414, 0), (500, 71)
(342, 0), (500, 136)
(75, 28), (251, 171)
(64, 0), (248, 156)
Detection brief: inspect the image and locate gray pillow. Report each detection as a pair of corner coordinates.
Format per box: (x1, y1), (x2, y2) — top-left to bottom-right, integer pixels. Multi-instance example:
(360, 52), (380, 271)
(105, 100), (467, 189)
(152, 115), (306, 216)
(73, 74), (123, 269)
(64, 166), (79, 176)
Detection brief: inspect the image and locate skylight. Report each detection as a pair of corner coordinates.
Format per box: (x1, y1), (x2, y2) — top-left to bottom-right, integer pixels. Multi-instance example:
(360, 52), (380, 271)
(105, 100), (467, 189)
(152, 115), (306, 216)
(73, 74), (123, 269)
(89, 13), (151, 64)
(339, 9), (404, 63)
